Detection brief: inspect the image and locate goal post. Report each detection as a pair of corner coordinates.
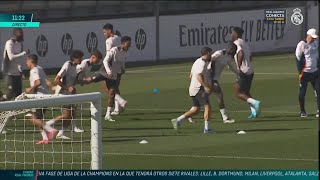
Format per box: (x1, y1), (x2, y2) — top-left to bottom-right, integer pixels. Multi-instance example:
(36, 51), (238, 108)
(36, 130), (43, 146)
(0, 92), (102, 170)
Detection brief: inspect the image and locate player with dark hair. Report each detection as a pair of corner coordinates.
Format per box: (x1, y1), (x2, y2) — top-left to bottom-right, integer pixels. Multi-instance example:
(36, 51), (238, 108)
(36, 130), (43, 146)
(46, 50), (84, 139)
(86, 36), (131, 122)
(25, 54), (57, 144)
(231, 27), (261, 118)
(171, 47), (213, 133)
(102, 23), (126, 115)
(295, 28), (319, 118)
(1, 28), (30, 101)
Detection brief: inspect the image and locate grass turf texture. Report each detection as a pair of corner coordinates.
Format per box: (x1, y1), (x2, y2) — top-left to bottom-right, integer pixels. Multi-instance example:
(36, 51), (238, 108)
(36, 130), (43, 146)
(0, 53), (318, 170)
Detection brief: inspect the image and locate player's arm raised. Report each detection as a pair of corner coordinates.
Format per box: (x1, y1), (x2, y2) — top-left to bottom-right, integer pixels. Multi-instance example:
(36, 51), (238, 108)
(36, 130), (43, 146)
(295, 41), (305, 73)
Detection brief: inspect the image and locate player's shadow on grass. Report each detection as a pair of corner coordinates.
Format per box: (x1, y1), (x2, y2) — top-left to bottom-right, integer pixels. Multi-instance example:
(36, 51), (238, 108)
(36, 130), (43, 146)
(120, 111), (181, 116)
(102, 138), (142, 143)
(104, 134), (183, 140)
(103, 127), (174, 131)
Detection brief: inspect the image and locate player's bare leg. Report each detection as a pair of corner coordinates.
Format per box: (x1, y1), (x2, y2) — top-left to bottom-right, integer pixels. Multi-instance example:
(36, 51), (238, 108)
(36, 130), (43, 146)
(234, 83), (260, 118)
(46, 109), (73, 139)
(28, 114), (57, 144)
(213, 86), (235, 123)
(171, 106), (200, 130)
(203, 103), (213, 133)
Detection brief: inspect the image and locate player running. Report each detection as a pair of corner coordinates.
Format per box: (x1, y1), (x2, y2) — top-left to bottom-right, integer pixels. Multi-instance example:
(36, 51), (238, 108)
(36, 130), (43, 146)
(25, 54), (57, 144)
(101, 23), (125, 115)
(86, 36), (131, 122)
(231, 27), (261, 118)
(171, 47), (213, 133)
(295, 28), (319, 118)
(46, 50), (84, 139)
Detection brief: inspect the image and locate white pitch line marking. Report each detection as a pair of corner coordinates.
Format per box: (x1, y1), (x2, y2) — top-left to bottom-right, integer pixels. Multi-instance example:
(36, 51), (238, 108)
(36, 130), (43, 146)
(104, 152), (318, 162)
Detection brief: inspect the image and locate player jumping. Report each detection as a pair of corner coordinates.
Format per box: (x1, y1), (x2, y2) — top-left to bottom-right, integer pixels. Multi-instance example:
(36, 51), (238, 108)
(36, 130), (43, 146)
(171, 47), (213, 133)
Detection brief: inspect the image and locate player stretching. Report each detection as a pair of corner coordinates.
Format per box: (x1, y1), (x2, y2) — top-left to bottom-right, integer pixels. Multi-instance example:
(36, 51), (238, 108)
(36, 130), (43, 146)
(87, 36), (131, 121)
(1, 28), (29, 101)
(231, 27), (260, 118)
(46, 50), (84, 139)
(295, 28), (319, 118)
(171, 47), (213, 133)
(25, 54), (57, 144)
(101, 23), (125, 115)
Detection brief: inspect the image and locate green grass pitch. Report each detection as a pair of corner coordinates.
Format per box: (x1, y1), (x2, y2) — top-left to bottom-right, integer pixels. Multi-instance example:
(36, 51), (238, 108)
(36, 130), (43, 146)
(0, 53), (318, 170)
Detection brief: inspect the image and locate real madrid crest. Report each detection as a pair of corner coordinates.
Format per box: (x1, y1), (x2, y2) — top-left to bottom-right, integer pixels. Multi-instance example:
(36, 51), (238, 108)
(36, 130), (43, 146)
(291, 8), (303, 25)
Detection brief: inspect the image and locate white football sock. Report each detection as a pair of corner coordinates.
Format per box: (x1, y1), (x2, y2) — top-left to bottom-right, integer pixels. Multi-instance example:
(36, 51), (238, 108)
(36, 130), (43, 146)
(220, 108), (228, 121)
(247, 98), (257, 105)
(106, 107), (112, 117)
(114, 101), (120, 112)
(115, 94), (126, 106)
(41, 130), (48, 140)
(250, 106), (256, 113)
(57, 129), (64, 137)
(177, 115), (186, 122)
(204, 121), (209, 130)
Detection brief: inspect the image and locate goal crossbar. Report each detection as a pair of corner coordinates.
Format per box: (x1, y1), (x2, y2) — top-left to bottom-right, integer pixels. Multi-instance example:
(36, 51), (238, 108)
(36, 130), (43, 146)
(0, 92), (102, 170)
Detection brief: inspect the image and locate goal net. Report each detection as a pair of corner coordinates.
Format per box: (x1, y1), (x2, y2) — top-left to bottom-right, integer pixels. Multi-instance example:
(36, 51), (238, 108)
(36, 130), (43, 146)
(0, 92), (102, 170)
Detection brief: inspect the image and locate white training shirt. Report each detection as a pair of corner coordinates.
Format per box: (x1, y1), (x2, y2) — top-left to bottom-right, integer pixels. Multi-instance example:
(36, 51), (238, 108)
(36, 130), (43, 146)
(189, 58), (210, 96)
(76, 58), (92, 80)
(234, 38), (253, 75)
(55, 61), (78, 94)
(102, 46), (127, 80)
(29, 66), (49, 94)
(208, 50), (238, 81)
(295, 40), (319, 73)
(2, 38), (26, 76)
(106, 35), (121, 53)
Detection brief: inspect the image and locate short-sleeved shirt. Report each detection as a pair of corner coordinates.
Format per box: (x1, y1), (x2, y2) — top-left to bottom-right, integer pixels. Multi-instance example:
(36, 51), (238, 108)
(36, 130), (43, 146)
(55, 61), (78, 94)
(209, 50), (238, 81)
(76, 59), (92, 80)
(189, 58), (210, 96)
(234, 38), (253, 75)
(295, 40), (318, 73)
(100, 46), (127, 80)
(29, 66), (49, 94)
(106, 35), (121, 53)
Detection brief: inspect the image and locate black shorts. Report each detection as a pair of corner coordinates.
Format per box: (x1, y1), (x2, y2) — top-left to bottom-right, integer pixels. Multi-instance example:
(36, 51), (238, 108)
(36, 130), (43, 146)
(211, 80), (222, 93)
(191, 88), (210, 107)
(91, 73), (117, 90)
(237, 72), (254, 94)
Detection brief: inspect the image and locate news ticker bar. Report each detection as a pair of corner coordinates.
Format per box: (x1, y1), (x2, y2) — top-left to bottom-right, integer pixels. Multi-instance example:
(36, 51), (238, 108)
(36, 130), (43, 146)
(0, 170), (318, 180)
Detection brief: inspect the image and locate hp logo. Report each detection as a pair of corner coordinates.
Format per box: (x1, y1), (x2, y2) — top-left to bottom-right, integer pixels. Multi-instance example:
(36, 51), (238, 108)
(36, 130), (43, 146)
(135, 28), (147, 50)
(61, 33), (73, 55)
(36, 35), (48, 57)
(86, 32), (98, 53)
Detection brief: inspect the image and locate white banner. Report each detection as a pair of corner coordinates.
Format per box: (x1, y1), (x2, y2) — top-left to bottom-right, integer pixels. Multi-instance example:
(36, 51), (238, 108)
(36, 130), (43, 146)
(159, 7), (306, 59)
(0, 17), (156, 70)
